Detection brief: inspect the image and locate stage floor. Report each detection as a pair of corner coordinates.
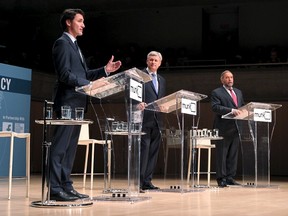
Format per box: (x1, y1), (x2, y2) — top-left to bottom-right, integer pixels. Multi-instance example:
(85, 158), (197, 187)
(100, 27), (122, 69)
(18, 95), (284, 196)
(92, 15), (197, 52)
(1, 175), (288, 216)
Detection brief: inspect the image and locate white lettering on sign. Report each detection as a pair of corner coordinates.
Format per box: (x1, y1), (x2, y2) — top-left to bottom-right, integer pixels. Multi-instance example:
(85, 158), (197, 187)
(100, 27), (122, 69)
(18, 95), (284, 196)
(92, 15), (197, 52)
(254, 108), (272, 122)
(130, 79), (142, 102)
(1, 78), (11, 91)
(181, 98), (197, 115)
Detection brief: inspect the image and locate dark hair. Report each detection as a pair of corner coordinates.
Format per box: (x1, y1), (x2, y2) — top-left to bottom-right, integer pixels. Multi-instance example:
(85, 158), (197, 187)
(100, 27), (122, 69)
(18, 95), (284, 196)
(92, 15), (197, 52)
(60, 9), (85, 31)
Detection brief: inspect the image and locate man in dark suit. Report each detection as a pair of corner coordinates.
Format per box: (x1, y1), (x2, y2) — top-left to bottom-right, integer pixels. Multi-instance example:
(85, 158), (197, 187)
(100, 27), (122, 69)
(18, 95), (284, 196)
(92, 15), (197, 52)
(211, 70), (244, 187)
(138, 51), (166, 190)
(50, 8), (121, 201)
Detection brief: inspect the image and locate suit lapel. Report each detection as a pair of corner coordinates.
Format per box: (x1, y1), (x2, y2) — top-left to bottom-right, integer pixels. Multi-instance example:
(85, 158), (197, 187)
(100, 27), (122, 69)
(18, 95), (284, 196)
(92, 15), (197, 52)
(144, 69), (158, 96)
(224, 86), (241, 107)
(157, 76), (162, 97)
(74, 44), (87, 69)
(234, 88), (240, 107)
(64, 34), (87, 70)
(222, 86), (235, 105)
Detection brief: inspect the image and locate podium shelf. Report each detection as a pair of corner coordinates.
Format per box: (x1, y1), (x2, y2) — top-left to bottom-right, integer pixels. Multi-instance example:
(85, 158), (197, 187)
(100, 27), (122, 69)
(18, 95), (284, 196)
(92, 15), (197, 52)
(35, 119), (93, 125)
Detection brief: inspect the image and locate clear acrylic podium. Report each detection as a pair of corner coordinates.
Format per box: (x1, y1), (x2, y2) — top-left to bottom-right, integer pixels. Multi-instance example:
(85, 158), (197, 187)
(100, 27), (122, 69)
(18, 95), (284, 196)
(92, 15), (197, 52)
(222, 102), (282, 187)
(145, 89), (207, 192)
(76, 67), (151, 202)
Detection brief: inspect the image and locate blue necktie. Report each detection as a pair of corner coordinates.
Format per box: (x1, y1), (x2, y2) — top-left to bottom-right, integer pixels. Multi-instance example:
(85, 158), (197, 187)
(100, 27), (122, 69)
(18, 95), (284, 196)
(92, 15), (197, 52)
(152, 73), (158, 94)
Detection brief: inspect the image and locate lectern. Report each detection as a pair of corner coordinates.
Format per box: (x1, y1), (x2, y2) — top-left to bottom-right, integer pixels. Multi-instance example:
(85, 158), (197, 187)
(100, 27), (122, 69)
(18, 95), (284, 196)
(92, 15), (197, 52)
(145, 89), (207, 192)
(222, 102), (282, 187)
(76, 67), (151, 202)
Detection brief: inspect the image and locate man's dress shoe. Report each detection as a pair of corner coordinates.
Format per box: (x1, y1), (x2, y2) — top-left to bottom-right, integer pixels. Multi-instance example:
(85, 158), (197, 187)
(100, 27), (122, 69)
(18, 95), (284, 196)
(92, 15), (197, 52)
(50, 191), (79, 201)
(217, 178), (227, 187)
(141, 182), (160, 190)
(66, 189), (89, 199)
(226, 178), (241, 186)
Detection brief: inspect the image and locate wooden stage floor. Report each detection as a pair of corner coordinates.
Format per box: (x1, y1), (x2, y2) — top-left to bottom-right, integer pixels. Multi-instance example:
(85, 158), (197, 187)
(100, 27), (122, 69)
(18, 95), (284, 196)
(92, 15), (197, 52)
(1, 175), (288, 216)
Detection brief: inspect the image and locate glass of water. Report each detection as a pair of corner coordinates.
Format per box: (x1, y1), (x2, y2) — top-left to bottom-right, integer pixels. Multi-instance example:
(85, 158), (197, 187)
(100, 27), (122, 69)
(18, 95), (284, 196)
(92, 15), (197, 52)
(61, 105), (71, 119)
(75, 107), (84, 120)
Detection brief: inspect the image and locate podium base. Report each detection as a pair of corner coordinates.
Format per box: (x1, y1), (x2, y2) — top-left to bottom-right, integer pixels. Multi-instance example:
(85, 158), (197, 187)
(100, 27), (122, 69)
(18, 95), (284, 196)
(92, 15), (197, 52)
(194, 184), (212, 188)
(242, 184), (279, 189)
(30, 199), (93, 208)
(103, 188), (128, 194)
(158, 187), (205, 193)
(92, 195), (151, 203)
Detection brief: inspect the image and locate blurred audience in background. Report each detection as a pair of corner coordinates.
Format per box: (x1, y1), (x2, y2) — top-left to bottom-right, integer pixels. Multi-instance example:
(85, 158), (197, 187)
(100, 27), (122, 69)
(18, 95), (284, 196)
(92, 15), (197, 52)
(1, 41), (288, 72)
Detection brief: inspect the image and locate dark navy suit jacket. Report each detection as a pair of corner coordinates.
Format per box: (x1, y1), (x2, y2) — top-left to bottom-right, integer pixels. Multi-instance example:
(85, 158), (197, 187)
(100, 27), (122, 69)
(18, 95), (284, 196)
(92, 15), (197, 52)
(211, 86), (244, 136)
(142, 68), (166, 129)
(52, 33), (106, 114)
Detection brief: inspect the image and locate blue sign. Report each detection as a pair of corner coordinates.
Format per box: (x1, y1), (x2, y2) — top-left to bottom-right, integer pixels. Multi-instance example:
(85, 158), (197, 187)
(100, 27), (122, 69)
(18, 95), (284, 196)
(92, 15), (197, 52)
(0, 63), (31, 177)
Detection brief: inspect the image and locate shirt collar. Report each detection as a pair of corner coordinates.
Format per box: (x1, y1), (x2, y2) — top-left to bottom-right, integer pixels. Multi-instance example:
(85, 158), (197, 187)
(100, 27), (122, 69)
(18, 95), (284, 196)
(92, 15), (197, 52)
(147, 67), (157, 76)
(64, 32), (77, 43)
(223, 85), (233, 91)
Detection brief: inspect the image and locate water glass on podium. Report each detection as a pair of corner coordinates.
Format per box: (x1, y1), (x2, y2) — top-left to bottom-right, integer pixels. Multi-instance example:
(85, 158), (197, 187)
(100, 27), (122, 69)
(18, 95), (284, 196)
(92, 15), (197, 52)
(75, 107), (84, 120)
(61, 105), (71, 119)
(44, 106), (53, 119)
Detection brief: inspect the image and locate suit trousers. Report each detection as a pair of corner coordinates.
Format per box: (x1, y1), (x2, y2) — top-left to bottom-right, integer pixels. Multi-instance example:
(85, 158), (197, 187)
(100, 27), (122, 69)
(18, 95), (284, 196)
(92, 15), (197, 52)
(140, 126), (161, 186)
(215, 130), (240, 180)
(49, 125), (81, 194)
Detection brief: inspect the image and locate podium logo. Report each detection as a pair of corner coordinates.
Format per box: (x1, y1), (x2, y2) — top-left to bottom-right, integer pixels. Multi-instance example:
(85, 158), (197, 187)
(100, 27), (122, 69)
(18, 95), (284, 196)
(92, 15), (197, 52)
(181, 98), (197, 115)
(130, 78), (142, 102)
(253, 108), (272, 122)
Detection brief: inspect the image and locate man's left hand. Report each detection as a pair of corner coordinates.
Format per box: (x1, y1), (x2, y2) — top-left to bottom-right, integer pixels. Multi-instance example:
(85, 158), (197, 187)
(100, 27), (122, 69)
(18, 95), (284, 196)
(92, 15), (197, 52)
(105, 55), (122, 73)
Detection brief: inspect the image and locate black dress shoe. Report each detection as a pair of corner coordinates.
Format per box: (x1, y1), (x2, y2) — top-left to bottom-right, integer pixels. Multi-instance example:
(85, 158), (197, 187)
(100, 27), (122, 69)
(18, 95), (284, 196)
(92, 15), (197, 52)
(141, 182), (160, 190)
(50, 191), (79, 201)
(66, 189), (89, 199)
(217, 178), (227, 187)
(226, 178), (241, 186)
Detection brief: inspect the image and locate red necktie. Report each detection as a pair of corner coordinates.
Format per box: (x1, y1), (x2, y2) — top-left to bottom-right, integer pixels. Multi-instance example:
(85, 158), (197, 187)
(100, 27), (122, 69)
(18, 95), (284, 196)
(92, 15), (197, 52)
(229, 89), (238, 107)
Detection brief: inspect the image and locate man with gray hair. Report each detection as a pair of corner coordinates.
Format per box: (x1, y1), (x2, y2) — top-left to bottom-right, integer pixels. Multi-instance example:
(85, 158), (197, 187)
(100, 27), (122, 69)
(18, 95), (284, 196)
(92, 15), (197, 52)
(211, 70), (244, 187)
(139, 51), (166, 190)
